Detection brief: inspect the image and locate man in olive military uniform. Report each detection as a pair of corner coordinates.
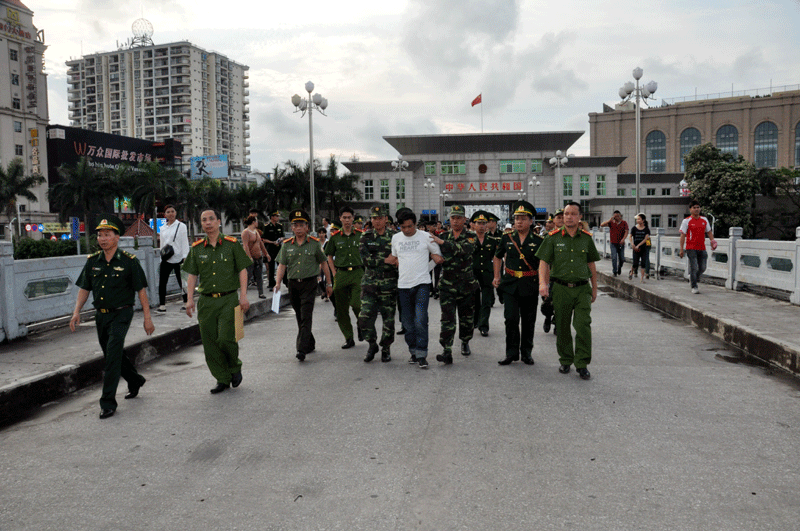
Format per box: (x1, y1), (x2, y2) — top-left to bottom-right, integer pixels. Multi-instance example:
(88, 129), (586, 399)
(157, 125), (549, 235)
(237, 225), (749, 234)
(357, 205), (398, 363)
(70, 215), (154, 419)
(430, 205), (479, 364)
(493, 201), (543, 365)
(540, 209), (564, 335)
(262, 211), (284, 289)
(470, 210), (500, 337)
(183, 209), (252, 394)
(275, 210), (332, 361)
(326, 206), (365, 349)
(536, 202), (600, 380)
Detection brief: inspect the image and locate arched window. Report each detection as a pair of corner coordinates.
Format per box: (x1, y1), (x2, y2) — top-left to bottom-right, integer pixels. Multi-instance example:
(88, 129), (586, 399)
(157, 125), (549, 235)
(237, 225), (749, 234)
(679, 127), (702, 171)
(795, 122), (800, 167)
(754, 121), (778, 168)
(646, 130), (666, 172)
(716, 124), (738, 157)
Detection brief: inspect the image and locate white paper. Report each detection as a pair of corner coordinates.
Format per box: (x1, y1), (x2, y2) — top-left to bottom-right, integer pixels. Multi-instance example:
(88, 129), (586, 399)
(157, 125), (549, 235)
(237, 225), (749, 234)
(271, 290), (281, 314)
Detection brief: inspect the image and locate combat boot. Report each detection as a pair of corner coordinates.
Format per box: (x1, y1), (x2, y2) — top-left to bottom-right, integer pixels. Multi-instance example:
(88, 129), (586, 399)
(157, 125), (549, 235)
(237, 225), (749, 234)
(436, 350), (453, 365)
(461, 341), (471, 357)
(364, 343), (379, 362)
(381, 347), (391, 363)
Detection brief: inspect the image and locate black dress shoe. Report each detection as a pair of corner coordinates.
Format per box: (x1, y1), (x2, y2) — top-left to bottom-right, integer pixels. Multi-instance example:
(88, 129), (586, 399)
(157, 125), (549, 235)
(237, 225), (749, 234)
(381, 348), (391, 363)
(296, 351), (306, 362)
(559, 364), (571, 374)
(543, 315), (552, 333)
(125, 377), (146, 399)
(231, 371), (243, 388)
(461, 342), (471, 357)
(520, 356), (534, 365)
(480, 329), (488, 337)
(577, 368), (591, 380)
(364, 343), (379, 362)
(498, 356), (518, 365)
(99, 409), (115, 419)
(341, 338), (356, 349)
(210, 382), (230, 394)
(435, 353), (453, 365)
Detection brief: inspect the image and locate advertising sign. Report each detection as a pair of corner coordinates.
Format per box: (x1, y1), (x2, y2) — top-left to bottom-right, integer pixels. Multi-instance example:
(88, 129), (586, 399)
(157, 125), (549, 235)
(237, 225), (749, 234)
(190, 155), (229, 180)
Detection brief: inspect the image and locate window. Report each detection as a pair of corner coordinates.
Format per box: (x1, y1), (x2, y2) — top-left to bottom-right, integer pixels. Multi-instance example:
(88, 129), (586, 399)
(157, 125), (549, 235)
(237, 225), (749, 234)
(11, 73), (19, 86)
(530, 160), (542, 173)
(646, 188), (656, 196)
(15, 144), (23, 156)
(662, 188), (671, 196)
(9, 49), (17, 61)
(596, 175), (606, 196)
(563, 175), (573, 196)
(631, 188), (637, 196)
(579, 175), (589, 196)
(754, 121), (778, 168)
(500, 160), (526, 173)
(380, 179), (389, 200)
(617, 188), (626, 197)
(425, 162), (436, 175)
(441, 161), (466, 175)
(668, 214), (678, 228)
(679, 127), (702, 171)
(646, 130), (666, 172)
(651, 214), (661, 228)
(13, 121), (22, 132)
(580, 200), (591, 213)
(364, 179), (373, 200)
(12, 97), (21, 110)
(396, 178), (405, 200)
(717, 124), (739, 157)
(795, 122), (800, 167)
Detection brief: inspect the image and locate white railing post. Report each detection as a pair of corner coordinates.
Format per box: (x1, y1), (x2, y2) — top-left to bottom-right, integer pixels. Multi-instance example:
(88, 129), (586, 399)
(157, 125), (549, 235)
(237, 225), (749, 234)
(792, 227), (800, 305)
(655, 227), (664, 279)
(727, 227), (743, 291)
(602, 226), (610, 258)
(0, 241), (24, 341)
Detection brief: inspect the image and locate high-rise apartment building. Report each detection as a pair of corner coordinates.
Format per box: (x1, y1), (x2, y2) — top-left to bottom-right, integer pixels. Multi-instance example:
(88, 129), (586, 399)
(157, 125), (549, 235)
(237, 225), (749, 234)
(66, 35), (250, 170)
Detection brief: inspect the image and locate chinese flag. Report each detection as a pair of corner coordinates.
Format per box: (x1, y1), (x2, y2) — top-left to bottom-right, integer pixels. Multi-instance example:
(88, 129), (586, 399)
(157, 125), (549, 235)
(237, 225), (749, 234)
(471, 94), (482, 107)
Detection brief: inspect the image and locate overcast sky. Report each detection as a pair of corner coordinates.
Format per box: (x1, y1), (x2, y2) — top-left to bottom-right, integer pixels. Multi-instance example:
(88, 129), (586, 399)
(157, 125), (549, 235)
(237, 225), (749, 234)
(31, 0), (800, 173)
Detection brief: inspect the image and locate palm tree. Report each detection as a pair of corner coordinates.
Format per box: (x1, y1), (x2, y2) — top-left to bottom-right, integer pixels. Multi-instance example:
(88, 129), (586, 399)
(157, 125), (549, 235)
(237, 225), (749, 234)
(124, 161), (185, 225)
(0, 158), (45, 238)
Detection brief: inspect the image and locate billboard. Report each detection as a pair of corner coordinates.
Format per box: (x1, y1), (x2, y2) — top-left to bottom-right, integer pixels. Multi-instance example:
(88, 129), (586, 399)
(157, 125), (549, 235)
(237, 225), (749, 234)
(190, 155), (229, 180)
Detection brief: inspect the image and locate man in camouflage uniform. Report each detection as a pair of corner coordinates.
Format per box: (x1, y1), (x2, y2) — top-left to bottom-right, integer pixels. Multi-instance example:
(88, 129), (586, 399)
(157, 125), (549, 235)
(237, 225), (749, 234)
(431, 205), (478, 364)
(471, 210), (500, 337)
(357, 205), (398, 363)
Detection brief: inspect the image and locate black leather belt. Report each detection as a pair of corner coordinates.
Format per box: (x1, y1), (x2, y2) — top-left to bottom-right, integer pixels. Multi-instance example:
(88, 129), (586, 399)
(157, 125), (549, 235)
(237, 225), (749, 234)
(338, 266), (363, 271)
(97, 305), (132, 313)
(552, 278), (589, 288)
(202, 290), (237, 298)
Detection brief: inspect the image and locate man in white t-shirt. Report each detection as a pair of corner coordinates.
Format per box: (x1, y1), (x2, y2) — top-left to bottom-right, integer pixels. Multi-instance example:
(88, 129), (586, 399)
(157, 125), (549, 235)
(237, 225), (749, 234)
(387, 209), (443, 369)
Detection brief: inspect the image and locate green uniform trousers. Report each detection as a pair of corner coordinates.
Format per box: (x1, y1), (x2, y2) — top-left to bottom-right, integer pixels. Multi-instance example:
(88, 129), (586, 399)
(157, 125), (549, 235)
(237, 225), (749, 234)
(439, 288), (475, 354)
(552, 282), (593, 368)
(197, 292), (242, 384)
(472, 281), (495, 332)
(333, 268), (363, 340)
(357, 287), (397, 347)
(96, 306), (144, 411)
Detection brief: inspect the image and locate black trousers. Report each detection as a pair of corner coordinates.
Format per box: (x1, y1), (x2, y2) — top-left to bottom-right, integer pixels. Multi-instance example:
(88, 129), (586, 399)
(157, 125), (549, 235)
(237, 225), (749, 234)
(96, 307), (143, 411)
(159, 260), (186, 306)
(503, 290), (539, 359)
(289, 276), (318, 355)
(267, 246), (279, 287)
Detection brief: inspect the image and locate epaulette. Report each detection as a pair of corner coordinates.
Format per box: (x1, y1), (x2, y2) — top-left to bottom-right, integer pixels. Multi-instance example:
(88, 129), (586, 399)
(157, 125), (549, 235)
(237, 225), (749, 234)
(123, 250), (136, 258)
(354, 227), (364, 233)
(286, 237), (296, 244)
(308, 235), (320, 242)
(548, 228), (561, 236)
(581, 229), (592, 236)
(224, 235), (238, 243)
(192, 239), (204, 247)
(88, 250), (102, 258)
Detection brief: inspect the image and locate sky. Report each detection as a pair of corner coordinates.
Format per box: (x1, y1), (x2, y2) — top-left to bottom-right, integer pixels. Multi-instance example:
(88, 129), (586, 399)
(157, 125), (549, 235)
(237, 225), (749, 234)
(29, 0), (800, 174)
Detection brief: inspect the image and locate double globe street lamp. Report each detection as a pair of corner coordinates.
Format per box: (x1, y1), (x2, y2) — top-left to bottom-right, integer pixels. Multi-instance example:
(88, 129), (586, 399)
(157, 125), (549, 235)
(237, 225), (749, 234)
(549, 150), (569, 211)
(291, 81), (328, 232)
(618, 67), (658, 213)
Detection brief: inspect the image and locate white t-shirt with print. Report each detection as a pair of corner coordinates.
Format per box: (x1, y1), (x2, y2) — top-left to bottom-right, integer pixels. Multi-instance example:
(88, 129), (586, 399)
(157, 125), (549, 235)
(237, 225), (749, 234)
(391, 229), (441, 289)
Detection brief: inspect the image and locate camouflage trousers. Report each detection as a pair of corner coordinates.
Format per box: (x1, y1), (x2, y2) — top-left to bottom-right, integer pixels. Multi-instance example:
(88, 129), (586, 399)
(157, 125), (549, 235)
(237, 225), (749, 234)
(357, 287), (397, 347)
(439, 288), (475, 354)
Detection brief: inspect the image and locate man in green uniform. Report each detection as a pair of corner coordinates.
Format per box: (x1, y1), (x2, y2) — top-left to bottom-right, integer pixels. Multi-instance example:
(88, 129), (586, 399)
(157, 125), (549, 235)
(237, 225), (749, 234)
(470, 210), (500, 337)
(70, 215), (154, 419)
(431, 205), (478, 364)
(493, 201), (543, 366)
(262, 210), (284, 289)
(326, 206), (365, 349)
(540, 209), (564, 334)
(275, 210), (332, 361)
(357, 205), (398, 363)
(183, 209), (252, 394)
(536, 202), (600, 380)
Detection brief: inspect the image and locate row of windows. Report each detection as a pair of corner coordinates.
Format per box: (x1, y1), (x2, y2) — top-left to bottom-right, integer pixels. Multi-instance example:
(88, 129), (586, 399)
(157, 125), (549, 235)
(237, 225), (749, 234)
(646, 121), (800, 171)
(615, 187), (673, 197)
(363, 179), (405, 201)
(424, 160), (544, 176)
(562, 175), (607, 197)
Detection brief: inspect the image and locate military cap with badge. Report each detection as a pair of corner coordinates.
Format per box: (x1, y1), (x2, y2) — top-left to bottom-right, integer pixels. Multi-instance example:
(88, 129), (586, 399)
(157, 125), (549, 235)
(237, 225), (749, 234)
(95, 214), (125, 234)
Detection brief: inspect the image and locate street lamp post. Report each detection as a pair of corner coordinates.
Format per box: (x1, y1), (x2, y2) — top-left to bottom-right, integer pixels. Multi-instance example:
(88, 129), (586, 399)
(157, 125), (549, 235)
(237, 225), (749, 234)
(423, 177), (436, 221)
(618, 67), (658, 213)
(439, 192), (450, 219)
(291, 81), (329, 233)
(392, 155), (409, 216)
(549, 150), (568, 212)
(528, 177), (540, 207)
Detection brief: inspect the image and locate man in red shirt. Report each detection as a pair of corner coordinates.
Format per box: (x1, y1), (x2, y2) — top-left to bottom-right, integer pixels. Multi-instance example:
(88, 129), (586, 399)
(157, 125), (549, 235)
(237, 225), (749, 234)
(600, 210), (629, 276)
(679, 199), (718, 294)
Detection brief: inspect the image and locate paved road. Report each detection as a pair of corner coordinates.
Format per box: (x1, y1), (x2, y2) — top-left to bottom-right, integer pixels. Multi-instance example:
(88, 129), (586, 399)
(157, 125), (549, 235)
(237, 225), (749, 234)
(1, 289), (798, 530)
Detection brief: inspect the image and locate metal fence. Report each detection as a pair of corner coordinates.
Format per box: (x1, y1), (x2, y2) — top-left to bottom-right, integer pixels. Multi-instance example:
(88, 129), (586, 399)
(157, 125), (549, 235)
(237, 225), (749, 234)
(591, 227), (800, 305)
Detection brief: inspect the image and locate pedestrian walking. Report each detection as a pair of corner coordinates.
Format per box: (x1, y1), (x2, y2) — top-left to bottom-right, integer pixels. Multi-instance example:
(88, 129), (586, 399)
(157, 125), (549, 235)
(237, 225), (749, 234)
(388, 208), (443, 369)
(357, 205), (398, 363)
(262, 211), (284, 289)
(493, 201), (543, 366)
(183, 209), (252, 394)
(600, 210), (629, 276)
(678, 199), (717, 294)
(274, 210), (333, 361)
(70, 215), (154, 419)
(628, 213), (651, 283)
(157, 204), (190, 312)
(242, 215), (270, 299)
(470, 211), (500, 337)
(536, 202), (600, 380)
(326, 206), (365, 349)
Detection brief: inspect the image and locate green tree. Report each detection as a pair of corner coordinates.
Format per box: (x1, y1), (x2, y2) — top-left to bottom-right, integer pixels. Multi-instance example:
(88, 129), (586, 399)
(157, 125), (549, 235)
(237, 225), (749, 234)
(0, 158), (45, 238)
(316, 155), (362, 219)
(684, 143), (760, 238)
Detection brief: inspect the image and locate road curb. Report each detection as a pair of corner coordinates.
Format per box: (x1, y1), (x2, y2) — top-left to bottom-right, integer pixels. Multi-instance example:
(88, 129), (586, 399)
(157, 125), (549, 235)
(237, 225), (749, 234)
(0, 293), (291, 427)
(598, 272), (799, 377)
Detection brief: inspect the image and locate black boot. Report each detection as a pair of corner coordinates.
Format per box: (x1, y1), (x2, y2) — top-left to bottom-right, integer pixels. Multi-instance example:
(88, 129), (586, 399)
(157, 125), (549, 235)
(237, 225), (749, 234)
(381, 347), (391, 363)
(461, 342), (471, 357)
(364, 343), (379, 362)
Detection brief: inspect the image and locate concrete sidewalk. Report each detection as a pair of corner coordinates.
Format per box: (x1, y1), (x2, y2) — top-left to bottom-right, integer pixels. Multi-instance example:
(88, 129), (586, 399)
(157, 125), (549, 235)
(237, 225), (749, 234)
(0, 286), (291, 426)
(595, 257), (800, 376)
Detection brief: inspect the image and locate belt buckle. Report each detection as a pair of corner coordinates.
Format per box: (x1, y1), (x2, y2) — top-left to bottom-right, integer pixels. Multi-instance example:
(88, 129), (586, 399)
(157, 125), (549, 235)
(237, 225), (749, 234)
(514, 271), (523, 278)
(567, 282), (576, 288)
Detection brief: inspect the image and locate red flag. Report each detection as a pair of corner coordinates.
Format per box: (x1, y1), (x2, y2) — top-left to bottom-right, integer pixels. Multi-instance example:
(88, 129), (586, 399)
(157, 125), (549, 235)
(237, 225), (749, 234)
(471, 94), (482, 107)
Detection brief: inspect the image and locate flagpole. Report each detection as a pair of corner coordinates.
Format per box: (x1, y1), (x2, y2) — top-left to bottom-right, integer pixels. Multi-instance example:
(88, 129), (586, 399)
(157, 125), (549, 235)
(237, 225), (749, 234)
(481, 99), (483, 133)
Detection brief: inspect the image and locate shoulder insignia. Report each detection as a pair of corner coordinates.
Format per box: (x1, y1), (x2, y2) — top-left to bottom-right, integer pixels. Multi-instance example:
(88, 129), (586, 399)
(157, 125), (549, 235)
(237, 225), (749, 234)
(354, 228), (364, 233)
(89, 251), (102, 258)
(581, 229), (592, 236)
(308, 236), (320, 242)
(192, 239), (204, 247)
(287, 237), (296, 244)
(330, 229), (341, 236)
(548, 228), (560, 236)
(123, 251), (136, 258)
(224, 236), (238, 243)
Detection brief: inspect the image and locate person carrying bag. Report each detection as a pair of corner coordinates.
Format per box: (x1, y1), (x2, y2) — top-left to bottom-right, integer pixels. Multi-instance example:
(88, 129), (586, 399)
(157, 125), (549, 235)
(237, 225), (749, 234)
(158, 205), (190, 312)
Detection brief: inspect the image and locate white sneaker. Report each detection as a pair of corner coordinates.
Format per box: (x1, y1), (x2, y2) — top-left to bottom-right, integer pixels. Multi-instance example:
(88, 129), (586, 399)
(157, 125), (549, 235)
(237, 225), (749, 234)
(691, 287), (699, 294)
(157, 305), (167, 312)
